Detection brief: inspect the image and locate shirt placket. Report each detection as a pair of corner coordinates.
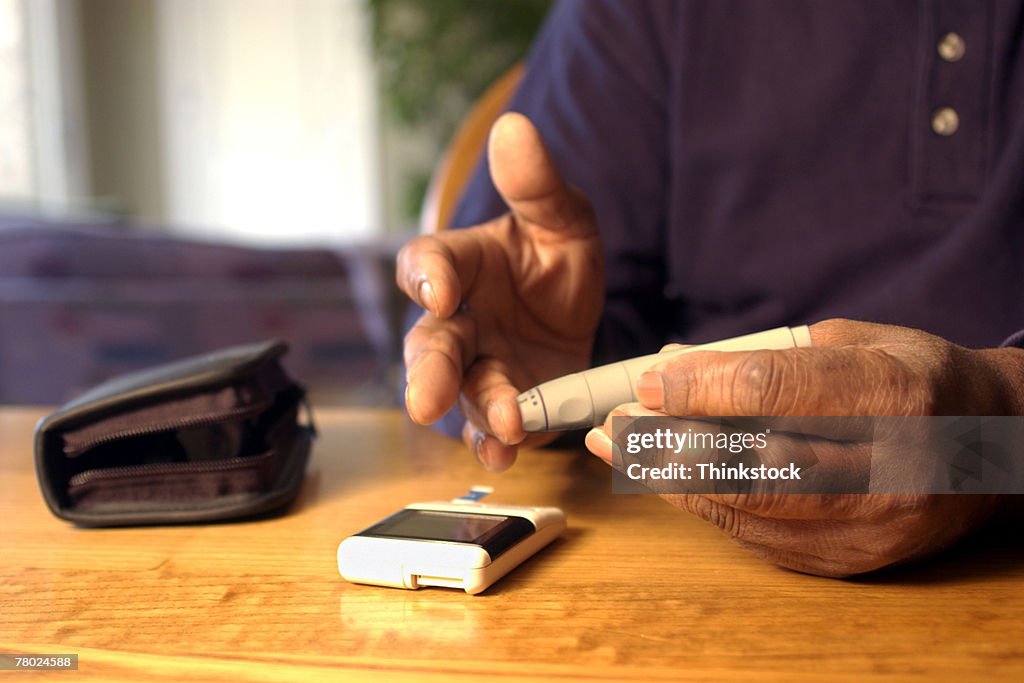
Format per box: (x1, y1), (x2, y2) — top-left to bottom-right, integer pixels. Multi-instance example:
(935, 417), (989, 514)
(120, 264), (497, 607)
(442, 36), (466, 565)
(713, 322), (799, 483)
(910, 0), (993, 205)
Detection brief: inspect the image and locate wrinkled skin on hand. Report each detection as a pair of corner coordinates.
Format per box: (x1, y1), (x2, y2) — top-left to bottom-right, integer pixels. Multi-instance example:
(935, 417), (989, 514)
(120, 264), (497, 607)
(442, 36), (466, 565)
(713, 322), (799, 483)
(397, 113), (604, 471)
(586, 319), (1024, 577)
(396, 116), (1024, 578)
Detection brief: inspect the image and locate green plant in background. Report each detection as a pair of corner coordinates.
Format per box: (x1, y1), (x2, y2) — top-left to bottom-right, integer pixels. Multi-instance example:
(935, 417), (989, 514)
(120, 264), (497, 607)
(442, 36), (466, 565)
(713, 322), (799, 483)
(367, 0), (554, 222)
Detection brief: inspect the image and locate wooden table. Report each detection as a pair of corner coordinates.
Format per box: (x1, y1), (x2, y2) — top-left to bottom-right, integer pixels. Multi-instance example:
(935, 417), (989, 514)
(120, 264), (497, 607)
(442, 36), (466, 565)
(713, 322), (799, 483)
(2, 407), (1022, 681)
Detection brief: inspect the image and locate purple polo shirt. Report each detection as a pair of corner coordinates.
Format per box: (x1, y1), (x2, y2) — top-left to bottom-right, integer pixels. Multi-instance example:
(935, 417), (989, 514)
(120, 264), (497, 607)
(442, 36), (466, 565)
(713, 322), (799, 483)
(451, 0), (1024, 364)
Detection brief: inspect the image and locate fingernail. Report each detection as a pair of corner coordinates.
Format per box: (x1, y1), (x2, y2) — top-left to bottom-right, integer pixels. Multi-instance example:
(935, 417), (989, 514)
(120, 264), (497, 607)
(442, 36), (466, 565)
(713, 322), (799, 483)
(471, 430), (492, 470)
(403, 355), (426, 423)
(418, 278), (438, 314)
(404, 383), (422, 424)
(636, 371), (665, 408)
(585, 428), (620, 467)
(487, 401), (509, 444)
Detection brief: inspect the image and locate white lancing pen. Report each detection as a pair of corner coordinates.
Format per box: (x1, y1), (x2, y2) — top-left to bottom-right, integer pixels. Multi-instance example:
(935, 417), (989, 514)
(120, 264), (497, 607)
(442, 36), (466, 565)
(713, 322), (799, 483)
(516, 326), (813, 432)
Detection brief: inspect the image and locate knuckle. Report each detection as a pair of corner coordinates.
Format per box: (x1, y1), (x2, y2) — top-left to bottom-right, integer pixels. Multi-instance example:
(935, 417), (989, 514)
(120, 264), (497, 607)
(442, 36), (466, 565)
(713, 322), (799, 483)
(722, 493), (779, 516)
(690, 497), (745, 539)
(662, 363), (696, 414)
(403, 326), (463, 373)
(401, 327), (426, 367)
(402, 317), (436, 360)
(462, 359), (502, 401)
(728, 351), (787, 415)
(866, 350), (937, 415)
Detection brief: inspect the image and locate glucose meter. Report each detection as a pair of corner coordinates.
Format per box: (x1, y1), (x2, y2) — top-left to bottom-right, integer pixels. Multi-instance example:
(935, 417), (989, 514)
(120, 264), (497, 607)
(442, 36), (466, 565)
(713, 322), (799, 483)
(337, 500), (565, 595)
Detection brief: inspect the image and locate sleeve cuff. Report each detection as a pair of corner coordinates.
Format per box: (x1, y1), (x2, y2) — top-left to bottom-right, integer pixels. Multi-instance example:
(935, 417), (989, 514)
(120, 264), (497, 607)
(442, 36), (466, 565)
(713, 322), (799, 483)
(1000, 329), (1024, 349)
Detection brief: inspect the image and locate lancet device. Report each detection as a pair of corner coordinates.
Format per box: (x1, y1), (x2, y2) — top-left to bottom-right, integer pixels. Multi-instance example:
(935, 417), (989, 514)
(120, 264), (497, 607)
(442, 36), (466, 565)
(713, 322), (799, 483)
(516, 325), (812, 432)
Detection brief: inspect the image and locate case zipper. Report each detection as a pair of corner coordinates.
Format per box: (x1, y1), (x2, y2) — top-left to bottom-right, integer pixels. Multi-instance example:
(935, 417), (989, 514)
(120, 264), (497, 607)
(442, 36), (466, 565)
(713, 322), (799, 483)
(63, 402), (269, 458)
(67, 449), (271, 488)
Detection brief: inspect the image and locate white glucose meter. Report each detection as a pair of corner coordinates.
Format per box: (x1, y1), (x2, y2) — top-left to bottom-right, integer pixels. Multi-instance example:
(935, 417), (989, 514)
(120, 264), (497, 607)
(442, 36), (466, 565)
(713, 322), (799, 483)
(337, 500), (565, 595)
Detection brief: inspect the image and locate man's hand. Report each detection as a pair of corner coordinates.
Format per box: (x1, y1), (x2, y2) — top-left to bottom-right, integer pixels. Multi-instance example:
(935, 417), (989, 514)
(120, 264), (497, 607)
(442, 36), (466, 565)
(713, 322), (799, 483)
(585, 319), (1024, 576)
(398, 113), (604, 471)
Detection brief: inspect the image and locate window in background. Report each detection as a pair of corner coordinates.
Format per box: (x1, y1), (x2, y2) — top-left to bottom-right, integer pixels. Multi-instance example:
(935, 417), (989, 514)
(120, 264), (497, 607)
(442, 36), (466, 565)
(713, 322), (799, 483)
(0, 0), (33, 199)
(73, 0), (380, 246)
(0, 0), (88, 211)
(153, 0), (381, 245)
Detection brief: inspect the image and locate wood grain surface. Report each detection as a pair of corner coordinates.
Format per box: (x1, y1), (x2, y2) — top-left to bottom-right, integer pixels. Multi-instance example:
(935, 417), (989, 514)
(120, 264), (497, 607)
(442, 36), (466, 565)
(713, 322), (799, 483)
(1, 407), (1022, 681)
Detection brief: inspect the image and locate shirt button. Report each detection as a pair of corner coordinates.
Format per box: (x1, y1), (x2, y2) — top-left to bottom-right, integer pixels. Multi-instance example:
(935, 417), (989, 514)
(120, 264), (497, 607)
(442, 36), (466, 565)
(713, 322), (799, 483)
(931, 107), (960, 136)
(937, 32), (966, 62)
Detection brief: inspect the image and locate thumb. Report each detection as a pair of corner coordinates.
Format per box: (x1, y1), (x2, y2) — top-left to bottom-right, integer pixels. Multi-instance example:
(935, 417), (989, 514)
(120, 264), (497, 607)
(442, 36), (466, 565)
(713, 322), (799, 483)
(488, 112), (595, 239)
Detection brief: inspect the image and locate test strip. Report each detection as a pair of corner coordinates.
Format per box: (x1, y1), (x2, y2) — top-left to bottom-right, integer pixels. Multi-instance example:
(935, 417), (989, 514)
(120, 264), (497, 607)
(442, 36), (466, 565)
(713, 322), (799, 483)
(452, 485), (494, 504)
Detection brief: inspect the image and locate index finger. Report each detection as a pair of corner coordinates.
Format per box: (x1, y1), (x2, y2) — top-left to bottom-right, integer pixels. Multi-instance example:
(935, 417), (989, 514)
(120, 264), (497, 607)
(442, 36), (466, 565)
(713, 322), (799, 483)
(403, 310), (478, 425)
(645, 346), (928, 419)
(395, 234), (468, 319)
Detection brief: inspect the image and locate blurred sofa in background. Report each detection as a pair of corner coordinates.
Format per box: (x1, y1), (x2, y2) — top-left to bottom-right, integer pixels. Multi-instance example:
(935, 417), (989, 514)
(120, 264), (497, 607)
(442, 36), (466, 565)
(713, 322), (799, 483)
(0, 214), (404, 407)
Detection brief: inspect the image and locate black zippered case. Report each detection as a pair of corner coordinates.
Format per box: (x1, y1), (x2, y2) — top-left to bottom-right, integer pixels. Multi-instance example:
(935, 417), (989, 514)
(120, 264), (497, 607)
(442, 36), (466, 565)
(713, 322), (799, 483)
(34, 340), (314, 527)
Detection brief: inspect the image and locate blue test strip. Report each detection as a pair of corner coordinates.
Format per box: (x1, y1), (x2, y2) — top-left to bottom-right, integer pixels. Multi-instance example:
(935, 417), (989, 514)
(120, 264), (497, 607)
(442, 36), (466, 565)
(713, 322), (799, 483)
(452, 486), (493, 504)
